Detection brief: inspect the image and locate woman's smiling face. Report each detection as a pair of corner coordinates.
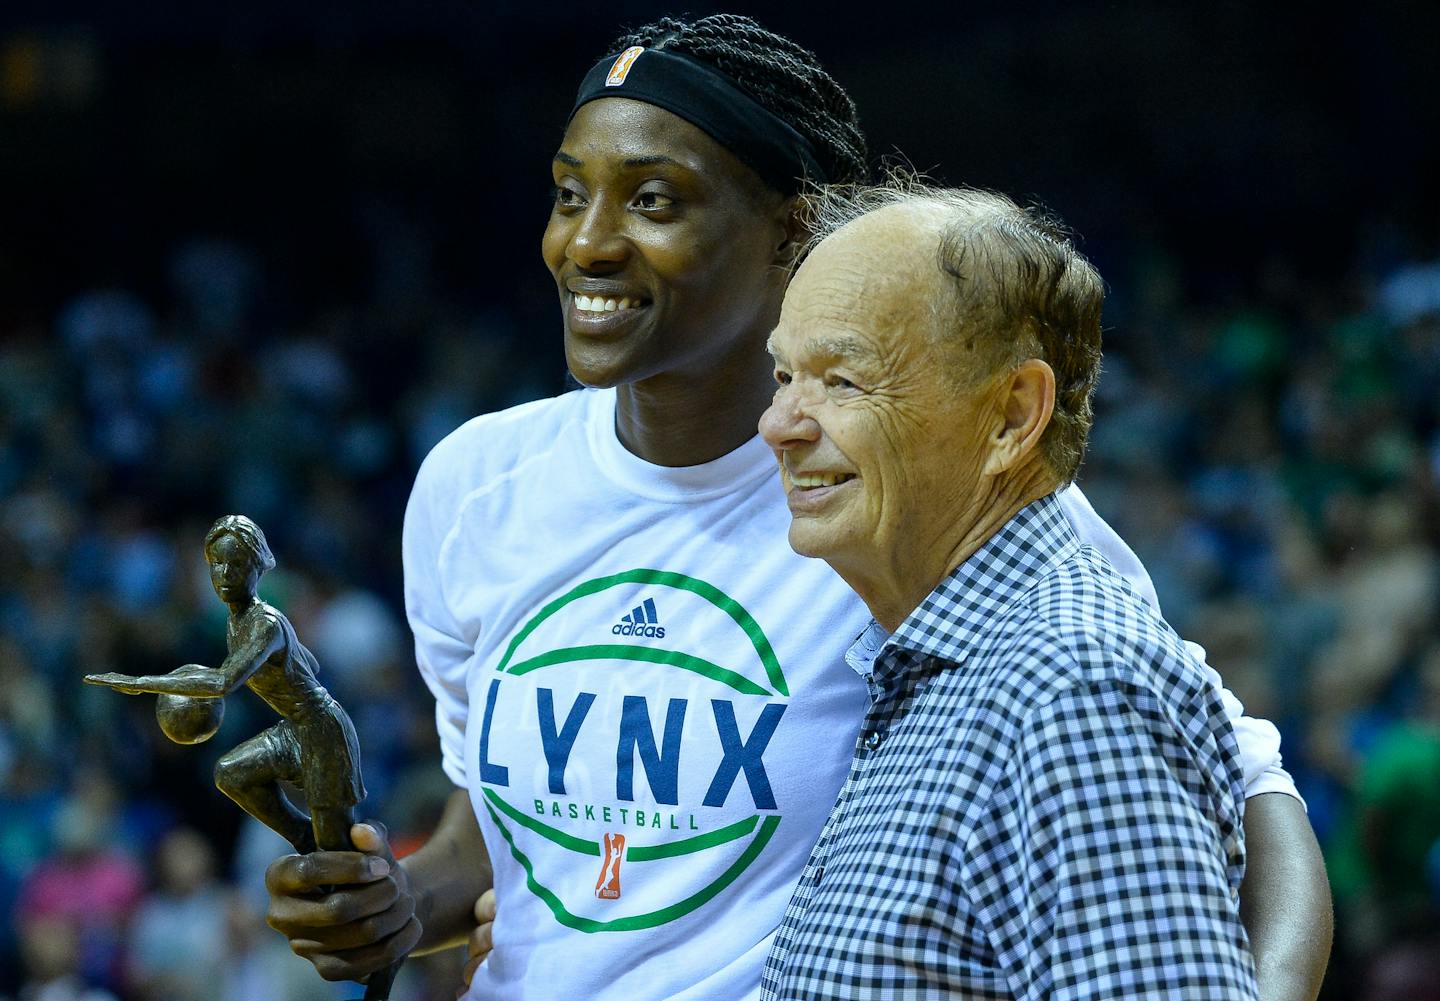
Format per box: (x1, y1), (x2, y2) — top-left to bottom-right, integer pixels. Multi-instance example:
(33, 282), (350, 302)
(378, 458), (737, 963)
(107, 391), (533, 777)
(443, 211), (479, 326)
(542, 97), (791, 390)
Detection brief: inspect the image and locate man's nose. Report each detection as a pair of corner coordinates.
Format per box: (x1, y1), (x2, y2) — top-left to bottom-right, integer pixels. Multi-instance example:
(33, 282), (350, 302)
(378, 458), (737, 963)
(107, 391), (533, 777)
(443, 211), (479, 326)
(759, 386), (821, 450)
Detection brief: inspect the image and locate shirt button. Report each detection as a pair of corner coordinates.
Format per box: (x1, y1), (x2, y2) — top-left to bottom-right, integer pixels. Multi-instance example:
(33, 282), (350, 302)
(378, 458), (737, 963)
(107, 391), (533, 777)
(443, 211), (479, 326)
(865, 730), (883, 751)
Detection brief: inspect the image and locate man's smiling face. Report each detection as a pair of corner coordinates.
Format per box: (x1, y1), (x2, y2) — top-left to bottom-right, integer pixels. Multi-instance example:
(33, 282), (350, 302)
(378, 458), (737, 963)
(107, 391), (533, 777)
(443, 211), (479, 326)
(760, 204), (998, 584)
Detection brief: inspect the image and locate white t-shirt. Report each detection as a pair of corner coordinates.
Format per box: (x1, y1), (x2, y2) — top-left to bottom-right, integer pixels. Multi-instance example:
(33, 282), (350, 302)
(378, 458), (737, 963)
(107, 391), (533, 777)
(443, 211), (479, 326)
(403, 387), (1296, 1001)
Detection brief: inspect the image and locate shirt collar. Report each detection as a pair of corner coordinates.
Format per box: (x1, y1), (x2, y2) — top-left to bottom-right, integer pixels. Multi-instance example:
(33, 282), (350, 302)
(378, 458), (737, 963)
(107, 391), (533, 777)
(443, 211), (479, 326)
(844, 620), (890, 678)
(880, 492), (1080, 667)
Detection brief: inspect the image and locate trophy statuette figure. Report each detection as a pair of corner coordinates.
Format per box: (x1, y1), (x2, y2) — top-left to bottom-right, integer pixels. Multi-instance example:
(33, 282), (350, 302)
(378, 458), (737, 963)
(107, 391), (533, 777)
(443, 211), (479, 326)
(85, 515), (401, 1000)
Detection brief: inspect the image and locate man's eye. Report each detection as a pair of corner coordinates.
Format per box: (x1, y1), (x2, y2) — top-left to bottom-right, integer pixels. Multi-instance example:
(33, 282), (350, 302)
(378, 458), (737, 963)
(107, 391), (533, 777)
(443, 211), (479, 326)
(635, 191), (675, 211)
(773, 370), (792, 386)
(827, 375), (858, 390)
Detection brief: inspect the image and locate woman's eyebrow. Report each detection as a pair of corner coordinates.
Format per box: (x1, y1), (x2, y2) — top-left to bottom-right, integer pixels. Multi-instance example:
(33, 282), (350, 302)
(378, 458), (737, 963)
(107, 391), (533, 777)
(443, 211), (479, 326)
(553, 152), (685, 170)
(623, 154), (683, 169)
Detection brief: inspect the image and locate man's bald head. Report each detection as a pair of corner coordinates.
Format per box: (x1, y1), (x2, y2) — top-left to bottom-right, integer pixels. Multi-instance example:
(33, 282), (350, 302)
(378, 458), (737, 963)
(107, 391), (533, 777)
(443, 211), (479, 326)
(800, 181), (1104, 482)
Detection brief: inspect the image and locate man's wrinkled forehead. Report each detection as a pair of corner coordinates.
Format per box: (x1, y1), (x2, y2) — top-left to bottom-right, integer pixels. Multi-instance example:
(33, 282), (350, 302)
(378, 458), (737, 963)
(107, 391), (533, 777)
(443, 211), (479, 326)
(766, 330), (882, 365)
(772, 205), (945, 356)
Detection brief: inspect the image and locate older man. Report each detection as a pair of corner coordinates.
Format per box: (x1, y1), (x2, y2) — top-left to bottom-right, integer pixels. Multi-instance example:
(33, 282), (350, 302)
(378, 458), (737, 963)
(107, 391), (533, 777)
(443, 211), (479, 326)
(758, 185), (1268, 999)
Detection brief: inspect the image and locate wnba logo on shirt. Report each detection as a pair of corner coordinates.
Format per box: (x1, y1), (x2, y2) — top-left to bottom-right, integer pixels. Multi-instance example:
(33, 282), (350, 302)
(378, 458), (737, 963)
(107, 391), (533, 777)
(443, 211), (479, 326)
(605, 46), (644, 87)
(596, 832), (625, 899)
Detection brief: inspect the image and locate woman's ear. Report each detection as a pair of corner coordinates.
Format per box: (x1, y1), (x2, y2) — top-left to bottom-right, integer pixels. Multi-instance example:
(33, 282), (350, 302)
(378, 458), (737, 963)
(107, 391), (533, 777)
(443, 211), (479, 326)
(771, 194), (808, 270)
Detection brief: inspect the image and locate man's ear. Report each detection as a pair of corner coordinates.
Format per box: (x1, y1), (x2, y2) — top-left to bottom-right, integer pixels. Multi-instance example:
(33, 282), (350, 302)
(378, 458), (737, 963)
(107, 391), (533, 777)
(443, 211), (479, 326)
(982, 358), (1056, 476)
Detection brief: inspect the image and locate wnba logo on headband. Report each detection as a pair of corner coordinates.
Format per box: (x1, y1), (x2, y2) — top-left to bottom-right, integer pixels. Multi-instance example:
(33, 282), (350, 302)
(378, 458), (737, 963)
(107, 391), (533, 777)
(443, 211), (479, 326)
(605, 46), (644, 87)
(574, 46), (829, 190)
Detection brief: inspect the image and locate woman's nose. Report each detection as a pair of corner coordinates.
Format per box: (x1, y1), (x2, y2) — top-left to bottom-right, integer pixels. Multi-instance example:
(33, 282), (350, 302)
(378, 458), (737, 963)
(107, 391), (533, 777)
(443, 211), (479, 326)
(567, 202), (628, 272)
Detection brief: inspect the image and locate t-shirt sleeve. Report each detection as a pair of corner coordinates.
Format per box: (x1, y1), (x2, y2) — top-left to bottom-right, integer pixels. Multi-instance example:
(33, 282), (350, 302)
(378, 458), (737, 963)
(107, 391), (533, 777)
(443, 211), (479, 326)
(966, 682), (1257, 1001)
(1184, 640), (1304, 807)
(1057, 485), (1302, 806)
(1055, 483), (1162, 608)
(403, 449), (474, 789)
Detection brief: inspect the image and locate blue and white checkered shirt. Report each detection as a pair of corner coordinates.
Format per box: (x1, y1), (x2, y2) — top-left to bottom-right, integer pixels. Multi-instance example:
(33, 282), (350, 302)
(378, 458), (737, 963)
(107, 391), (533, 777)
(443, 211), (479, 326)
(761, 493), (1256, 1000)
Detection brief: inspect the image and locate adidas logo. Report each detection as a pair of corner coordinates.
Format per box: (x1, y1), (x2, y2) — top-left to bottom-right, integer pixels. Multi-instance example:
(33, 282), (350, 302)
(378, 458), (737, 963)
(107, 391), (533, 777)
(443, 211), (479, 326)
(612, 597), (666, 638)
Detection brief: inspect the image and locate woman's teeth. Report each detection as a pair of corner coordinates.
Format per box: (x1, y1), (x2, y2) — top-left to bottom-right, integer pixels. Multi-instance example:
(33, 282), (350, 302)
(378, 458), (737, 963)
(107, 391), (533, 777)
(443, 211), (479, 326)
(791, 473), (855, 488)
(575, 295), (641, 313)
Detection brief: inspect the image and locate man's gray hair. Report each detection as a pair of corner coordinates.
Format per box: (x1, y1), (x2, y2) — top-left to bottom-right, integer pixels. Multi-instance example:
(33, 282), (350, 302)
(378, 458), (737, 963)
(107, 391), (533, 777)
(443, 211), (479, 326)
(799, 174), (1105, 483)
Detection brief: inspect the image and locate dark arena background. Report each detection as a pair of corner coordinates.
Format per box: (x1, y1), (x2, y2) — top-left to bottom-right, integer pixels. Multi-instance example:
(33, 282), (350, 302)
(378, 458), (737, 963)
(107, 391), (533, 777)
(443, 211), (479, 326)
(2, 2), (1438, 998)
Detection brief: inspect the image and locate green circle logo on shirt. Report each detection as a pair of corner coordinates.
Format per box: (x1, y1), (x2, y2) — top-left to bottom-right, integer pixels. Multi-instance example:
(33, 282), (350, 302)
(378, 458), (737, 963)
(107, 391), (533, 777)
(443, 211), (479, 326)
(479, 569), (789, 933)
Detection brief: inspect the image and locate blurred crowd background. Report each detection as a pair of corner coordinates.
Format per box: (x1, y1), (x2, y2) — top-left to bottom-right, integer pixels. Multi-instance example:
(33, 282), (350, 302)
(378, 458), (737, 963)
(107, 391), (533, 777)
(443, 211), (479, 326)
(1, 2), (1437, 999)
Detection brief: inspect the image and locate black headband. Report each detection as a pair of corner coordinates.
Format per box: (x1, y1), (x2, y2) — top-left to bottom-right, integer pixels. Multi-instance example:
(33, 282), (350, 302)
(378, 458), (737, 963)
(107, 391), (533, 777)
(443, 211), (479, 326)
(570, 46), (828, 193)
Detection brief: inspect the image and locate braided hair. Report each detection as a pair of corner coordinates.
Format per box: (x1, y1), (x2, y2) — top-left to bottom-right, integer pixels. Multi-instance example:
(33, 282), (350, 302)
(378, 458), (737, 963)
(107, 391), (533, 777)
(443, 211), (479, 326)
(607, 14), (869, 186)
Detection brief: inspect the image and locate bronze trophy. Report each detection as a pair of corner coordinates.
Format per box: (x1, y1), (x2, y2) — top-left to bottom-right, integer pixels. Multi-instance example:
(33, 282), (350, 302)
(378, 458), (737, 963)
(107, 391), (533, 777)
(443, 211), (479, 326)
(85, 515), (401, 1000)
